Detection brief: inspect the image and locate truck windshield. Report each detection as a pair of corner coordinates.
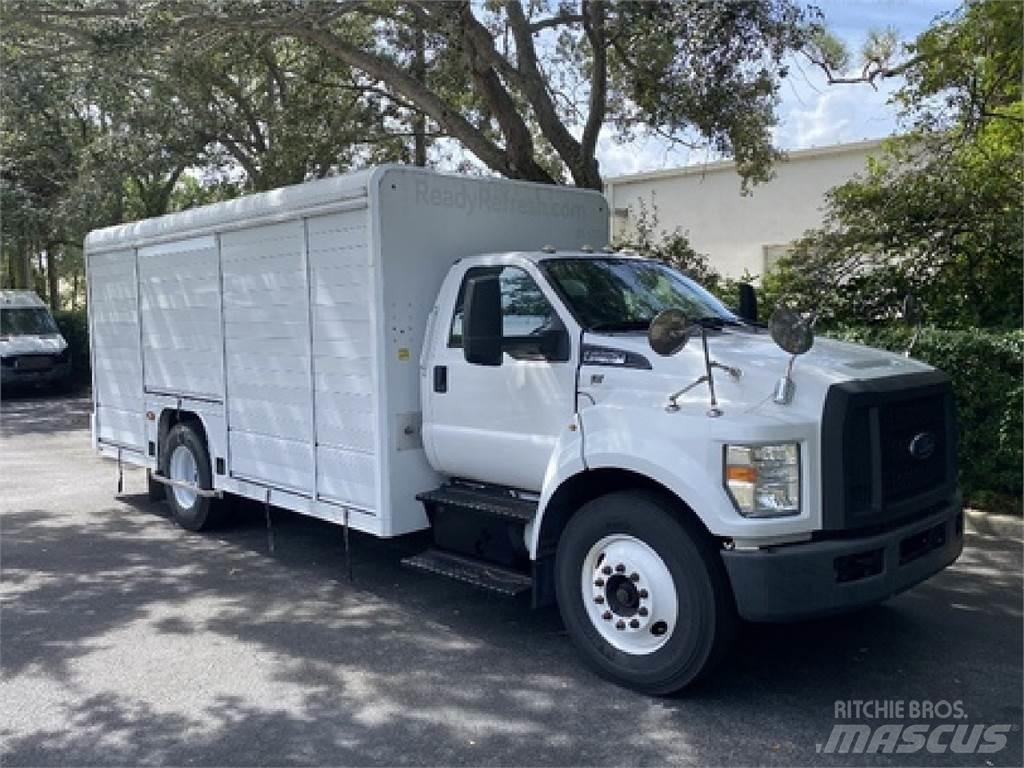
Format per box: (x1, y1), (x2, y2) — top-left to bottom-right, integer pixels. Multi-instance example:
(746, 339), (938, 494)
(541, 257), (739, 332)
(0, 307), (60, 337)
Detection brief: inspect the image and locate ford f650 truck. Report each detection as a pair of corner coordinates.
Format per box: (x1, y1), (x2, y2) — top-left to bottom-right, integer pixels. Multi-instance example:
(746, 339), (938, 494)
(85, 166), (962, 693)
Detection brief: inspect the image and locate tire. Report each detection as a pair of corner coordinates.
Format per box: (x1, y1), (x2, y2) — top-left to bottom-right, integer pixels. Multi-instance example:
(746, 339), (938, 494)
(555, 490), (736, 694)
(160, 422), (221, 532)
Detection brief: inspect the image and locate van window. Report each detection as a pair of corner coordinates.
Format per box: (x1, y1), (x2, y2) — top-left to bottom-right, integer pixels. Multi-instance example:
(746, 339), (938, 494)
(449, 266), (569, 362)
(0, 307), (59, 337)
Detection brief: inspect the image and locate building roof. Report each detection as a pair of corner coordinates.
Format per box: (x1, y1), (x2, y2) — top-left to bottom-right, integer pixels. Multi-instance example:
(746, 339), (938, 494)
(605, 138), (887, 186)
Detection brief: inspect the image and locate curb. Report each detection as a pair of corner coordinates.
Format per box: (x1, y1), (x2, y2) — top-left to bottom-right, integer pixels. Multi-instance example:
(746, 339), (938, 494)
(964, 509), (1023, 541)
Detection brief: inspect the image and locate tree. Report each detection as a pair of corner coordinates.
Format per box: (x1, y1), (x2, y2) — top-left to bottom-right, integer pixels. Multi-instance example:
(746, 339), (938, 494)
(13, 0), (815, 190)
(766, 0), (1023, 330)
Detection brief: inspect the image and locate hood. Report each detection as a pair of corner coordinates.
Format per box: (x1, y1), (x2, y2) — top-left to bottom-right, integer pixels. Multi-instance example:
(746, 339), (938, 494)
(591, 328), (929, 381)
(582, 327), (933, 421)
(0, 334), (67, 357)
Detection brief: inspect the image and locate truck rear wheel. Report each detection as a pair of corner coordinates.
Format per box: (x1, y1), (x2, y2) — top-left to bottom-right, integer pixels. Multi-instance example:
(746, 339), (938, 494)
(161, 423), (220, 532)
(555, 490), (736, 694)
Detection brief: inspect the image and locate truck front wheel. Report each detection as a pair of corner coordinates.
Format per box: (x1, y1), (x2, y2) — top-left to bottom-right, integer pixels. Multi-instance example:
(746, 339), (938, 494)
(161, 423), (221, 532)
(555, 490), (735, 694)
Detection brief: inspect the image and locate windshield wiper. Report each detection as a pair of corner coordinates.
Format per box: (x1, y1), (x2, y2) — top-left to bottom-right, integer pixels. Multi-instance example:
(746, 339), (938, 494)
(693, 316), (746, 329)
(588, 319), (654, 332)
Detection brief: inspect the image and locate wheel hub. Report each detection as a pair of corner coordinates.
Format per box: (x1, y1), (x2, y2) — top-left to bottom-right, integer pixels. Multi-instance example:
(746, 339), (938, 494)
(168, 444), (199, 510)
(582, 534), (678, 655)
(605, 574), (640, 617)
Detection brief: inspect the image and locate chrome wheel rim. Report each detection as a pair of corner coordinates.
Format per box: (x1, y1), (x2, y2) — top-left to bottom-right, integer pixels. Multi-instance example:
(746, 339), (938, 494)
(168, 444), (199, 510)
(581, 534), (678, 655)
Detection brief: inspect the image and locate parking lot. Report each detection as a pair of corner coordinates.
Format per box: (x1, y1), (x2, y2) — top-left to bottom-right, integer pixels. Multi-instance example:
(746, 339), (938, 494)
(1, 394), (1021, 766)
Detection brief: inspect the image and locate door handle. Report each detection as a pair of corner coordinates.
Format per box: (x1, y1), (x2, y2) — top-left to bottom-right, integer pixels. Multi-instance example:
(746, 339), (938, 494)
(433, 365), (448, 393)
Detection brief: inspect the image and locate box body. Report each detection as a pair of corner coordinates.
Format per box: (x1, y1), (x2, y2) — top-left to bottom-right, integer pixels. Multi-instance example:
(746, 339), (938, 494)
(85, 166), (608, 536)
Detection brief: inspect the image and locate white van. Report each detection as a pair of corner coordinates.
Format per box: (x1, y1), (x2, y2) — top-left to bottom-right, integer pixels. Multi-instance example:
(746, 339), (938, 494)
(0, 290), (72, 390)
(85, 166), (962, 693)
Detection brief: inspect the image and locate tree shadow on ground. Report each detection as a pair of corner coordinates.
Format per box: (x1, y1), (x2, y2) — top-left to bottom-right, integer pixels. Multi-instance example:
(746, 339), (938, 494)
(3, 486), (1022, 767)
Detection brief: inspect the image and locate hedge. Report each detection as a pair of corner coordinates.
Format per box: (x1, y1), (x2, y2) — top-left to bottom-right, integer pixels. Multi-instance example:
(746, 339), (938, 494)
(828, 326), (1022, 509)
(52, 309), (91, 386)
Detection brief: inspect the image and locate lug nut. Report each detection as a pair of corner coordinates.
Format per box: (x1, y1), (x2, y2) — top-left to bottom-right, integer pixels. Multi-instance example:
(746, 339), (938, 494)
(629, 619), (640, 629)
(638, 606), (649, 617)
(638, 588), (649, 599)
(614, 563), (626, 573)
(630, 572), (640, 582)
(594, 595), (605, 604)
(602, 566), (612, 576)
(615, 620), (626, 630)
(594, 578), (605, 587)
(602, 611), (612, 620)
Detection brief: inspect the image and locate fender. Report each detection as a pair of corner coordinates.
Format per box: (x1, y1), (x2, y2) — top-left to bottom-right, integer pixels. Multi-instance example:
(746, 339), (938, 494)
(529, 404), (720, 558)
(151, 398), (228, 485)
(530, 416), (587, 557)
(530, 401), (821, 557)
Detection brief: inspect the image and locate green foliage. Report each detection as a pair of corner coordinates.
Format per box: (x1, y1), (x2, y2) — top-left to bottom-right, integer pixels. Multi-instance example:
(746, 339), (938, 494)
(772, 0), (1023, 331)
(52, 309), (90, 385)
(614, 195), (723, 291)
(829, 326), (1023, 507)
(606, 1), (810, 188)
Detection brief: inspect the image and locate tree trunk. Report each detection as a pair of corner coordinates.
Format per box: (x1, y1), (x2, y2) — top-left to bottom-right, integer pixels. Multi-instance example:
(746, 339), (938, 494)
(412, 26), (427, 167)
(14, 246), (30, 289)
(46, 243), (60, 310)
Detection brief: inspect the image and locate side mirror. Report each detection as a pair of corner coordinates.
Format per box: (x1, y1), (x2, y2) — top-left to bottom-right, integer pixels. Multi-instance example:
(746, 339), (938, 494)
(769, 307), (814, 355)
(648, 308), (691, 356)
(463, 274), (503, 366)
(737, 282), (758, 324)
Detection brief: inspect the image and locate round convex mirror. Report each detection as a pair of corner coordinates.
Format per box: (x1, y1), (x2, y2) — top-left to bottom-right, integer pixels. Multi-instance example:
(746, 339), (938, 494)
(769, 307), (814, 355)
(648, 309), (691, 356)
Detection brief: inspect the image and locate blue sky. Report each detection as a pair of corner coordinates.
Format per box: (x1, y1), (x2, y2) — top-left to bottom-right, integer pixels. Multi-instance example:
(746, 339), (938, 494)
(598, 0), (960, 177)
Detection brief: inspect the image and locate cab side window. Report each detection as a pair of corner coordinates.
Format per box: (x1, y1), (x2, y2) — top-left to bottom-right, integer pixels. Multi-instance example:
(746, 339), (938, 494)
(449, 266), (570, 362)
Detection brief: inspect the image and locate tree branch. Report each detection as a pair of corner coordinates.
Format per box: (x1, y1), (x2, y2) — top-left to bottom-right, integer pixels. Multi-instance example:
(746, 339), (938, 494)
(285, 20), (522, 180)
(580, 1), (606, 163)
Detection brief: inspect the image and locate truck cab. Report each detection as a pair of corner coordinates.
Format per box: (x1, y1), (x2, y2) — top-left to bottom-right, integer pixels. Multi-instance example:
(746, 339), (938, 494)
(412, 247), (961, 693)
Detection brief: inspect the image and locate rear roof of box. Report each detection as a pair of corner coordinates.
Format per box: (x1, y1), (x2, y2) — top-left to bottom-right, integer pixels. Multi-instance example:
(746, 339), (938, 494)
(85, 167), (377, 253)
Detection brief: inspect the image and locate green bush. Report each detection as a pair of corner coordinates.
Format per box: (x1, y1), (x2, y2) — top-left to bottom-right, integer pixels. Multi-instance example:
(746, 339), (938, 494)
(829, 326), (1022, 510)
(52, 309), (90, 386)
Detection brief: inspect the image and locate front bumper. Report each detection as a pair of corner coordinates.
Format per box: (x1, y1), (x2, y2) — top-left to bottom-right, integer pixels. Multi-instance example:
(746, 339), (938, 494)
(0, 361), (72, 386)
(721, 501), (963, 622)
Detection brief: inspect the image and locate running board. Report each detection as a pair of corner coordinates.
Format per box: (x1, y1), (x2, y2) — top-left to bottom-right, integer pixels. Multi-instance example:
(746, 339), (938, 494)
(417, 483), (536, 524)
(402, 548), (533, 598)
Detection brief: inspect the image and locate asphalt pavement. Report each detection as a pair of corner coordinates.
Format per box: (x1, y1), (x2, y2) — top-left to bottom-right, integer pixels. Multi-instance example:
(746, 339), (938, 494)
(2, 394), (1021, 766)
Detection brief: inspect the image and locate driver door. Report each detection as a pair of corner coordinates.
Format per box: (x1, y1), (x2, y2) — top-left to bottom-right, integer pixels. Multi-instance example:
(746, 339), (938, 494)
(424, 263), (577, 492)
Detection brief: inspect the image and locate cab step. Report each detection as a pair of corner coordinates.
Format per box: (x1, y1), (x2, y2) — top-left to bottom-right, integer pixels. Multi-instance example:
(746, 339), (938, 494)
(416, 483), (536, 524)
(401, 548), (533, 597)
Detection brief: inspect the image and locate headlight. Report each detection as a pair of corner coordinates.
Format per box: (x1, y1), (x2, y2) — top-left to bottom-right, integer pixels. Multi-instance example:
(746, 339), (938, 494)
(724, 443), (800, 517)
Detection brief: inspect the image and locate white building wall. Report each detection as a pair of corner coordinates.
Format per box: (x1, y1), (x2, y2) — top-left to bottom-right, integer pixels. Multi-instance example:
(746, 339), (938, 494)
(605, 139), (884, 280)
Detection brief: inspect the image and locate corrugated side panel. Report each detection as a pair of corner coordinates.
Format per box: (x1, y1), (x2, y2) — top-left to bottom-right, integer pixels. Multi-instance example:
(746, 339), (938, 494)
(89, 248), (145, 449)
(221, 221), (314, 492)
(138, 236), (223, 398)
(307, 210), (378, 512)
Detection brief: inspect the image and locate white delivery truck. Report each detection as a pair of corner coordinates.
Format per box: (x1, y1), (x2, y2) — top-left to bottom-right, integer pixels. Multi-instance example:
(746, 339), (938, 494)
(85, 166), (962, 693)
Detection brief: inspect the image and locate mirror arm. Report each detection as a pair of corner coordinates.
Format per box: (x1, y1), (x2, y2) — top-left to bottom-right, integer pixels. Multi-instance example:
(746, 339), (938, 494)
(773, 354), (798, 405)
(666, 325), (728, 417)
(699, 325), (722, 417)
(666, 375), (709, 412)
